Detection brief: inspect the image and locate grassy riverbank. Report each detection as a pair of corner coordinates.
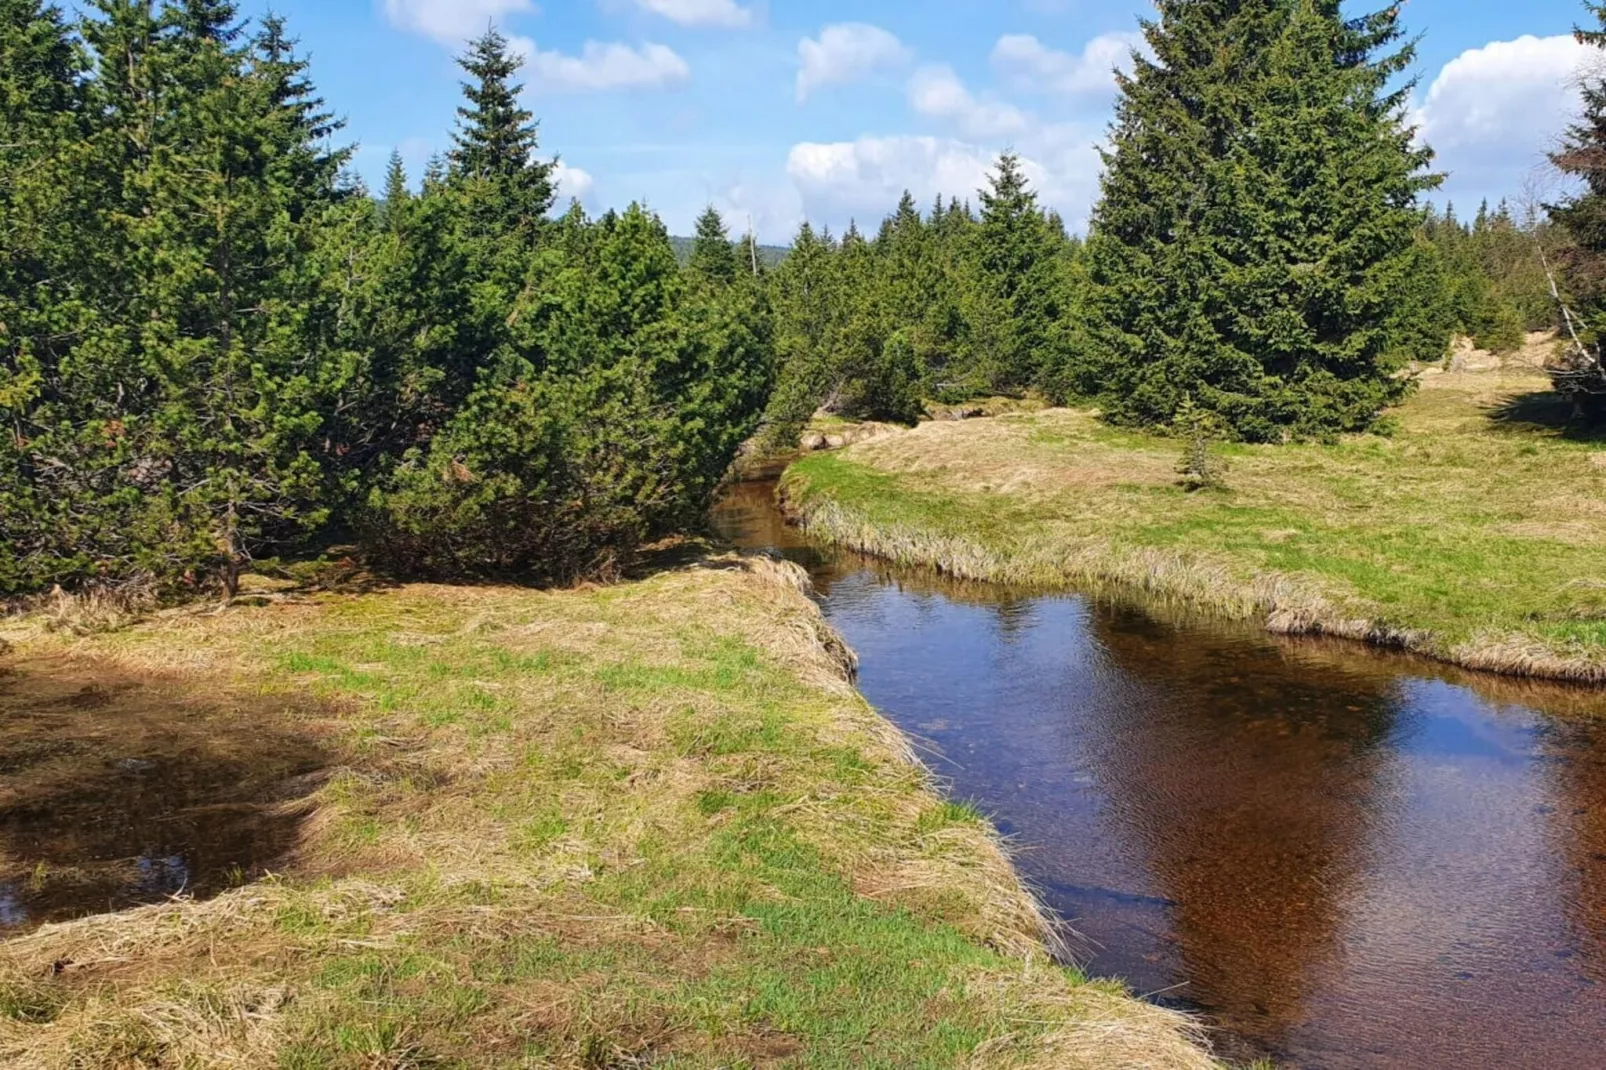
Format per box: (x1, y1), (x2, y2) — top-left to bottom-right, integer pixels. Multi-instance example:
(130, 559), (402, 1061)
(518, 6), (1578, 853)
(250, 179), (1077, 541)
(0, 559), (1209, 1068)
(781, 359), (1606, 683)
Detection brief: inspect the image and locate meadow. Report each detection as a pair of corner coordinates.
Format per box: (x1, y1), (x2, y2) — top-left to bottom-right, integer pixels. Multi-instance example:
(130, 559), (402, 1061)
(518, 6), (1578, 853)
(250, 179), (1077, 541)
(0, 557), (1208, 1069)
(782, 349), (1606, 682)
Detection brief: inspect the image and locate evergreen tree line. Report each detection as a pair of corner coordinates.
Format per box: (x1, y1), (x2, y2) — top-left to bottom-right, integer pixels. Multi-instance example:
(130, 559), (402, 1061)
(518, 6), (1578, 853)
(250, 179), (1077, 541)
(750, 0), (1606, 442)
(756, 0), (1465, 444)
(1421, 201), (1561, 356)
(11, 0), (1606, 597)
(0, 2), (770, 597)
(752, 158), (1083, 446)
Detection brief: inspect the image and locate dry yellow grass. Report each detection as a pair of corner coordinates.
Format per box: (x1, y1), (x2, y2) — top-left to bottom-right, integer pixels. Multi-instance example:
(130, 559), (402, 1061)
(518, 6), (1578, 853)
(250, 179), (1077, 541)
(0, 556), (1212, 1068)
(783, 357), (1606, 683)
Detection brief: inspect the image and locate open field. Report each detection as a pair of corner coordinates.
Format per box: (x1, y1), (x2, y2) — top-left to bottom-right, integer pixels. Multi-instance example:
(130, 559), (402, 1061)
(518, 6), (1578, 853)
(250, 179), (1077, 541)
(781, 352), (1606, 683)
(0, 558), (1209, 1068)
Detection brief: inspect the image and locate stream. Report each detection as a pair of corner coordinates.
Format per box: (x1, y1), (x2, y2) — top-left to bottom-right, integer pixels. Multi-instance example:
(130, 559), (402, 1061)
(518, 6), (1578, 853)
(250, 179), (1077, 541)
(712, 479), (1606, 1069)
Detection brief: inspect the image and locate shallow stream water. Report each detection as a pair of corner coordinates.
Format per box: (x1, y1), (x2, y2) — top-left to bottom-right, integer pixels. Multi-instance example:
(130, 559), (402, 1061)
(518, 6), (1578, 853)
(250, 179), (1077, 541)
(712, 479), (1606, 1069)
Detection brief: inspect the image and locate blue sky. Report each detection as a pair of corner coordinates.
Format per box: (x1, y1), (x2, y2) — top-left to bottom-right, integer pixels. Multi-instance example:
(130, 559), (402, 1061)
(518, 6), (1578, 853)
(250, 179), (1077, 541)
(228, 0), (1595, 240)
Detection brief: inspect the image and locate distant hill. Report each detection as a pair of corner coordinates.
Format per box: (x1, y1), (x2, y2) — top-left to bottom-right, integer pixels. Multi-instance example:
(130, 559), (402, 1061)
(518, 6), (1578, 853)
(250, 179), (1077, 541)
(669, 236), (790, 269)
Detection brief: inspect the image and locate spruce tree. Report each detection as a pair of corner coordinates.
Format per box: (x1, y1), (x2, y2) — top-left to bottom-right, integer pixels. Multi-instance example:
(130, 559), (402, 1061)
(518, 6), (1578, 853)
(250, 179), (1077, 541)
(450, 27), (553, 238)
(149, 0), (347, 592)
(381, 149), (410, 226)
(687, 205), (739, 287)
(971, 153), (1071, 395)
(1548, 1), (1606, 414)
(0, 0), (92, 591)
(1076, 0), (1438, 441)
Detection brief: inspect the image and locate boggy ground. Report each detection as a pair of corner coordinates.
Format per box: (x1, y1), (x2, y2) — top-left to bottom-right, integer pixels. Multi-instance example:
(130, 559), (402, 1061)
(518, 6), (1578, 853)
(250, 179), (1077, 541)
(781, 346), (1606, 683)
(0, 557), (1210, 1068)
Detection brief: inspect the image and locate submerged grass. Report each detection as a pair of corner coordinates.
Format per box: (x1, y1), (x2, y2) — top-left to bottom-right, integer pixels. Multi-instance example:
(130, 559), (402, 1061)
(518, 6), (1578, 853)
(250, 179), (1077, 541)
(0, 556), (1210, 1068)
(781, 363), (1606, 683)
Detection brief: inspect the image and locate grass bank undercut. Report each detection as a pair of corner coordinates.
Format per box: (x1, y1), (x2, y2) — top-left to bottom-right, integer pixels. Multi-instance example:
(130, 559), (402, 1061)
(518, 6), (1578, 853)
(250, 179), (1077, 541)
(781, 356), (1606, 684)
(0, 558), (1209, 1068)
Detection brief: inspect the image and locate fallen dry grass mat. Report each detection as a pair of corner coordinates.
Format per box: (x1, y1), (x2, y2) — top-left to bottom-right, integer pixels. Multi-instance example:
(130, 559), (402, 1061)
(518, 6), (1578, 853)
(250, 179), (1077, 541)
(0, 556), (1211, 1069)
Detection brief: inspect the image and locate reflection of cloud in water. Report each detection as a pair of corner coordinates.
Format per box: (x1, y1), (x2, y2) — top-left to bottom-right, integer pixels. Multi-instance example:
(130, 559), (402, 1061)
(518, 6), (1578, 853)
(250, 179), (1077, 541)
(137, 854), (191, 899)
(0, 882), (28, 928)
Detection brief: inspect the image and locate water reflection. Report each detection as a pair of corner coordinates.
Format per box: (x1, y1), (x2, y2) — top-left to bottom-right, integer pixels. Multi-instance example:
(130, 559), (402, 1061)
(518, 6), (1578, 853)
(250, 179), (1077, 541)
(1077, 608), (1402, 1058)
(712, 481), (1606, 1068)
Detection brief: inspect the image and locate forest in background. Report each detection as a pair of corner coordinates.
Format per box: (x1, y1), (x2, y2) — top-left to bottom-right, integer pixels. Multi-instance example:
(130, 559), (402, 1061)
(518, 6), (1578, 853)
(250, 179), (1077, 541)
(5, 0), (1606, 599)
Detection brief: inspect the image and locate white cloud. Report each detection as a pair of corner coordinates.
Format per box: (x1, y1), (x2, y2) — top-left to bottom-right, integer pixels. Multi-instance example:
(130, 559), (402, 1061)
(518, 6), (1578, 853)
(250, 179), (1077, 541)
(796, 23), (911, 103)
(553, 161), (595, 203)
(991, 32), (1145, 95)
(908, 65), (1029, 139)
(383, 0), (535, 46)
(788, 136), (997, 223)
(1413, 35), (1591, 205)
(714, 180), (805, 245)
(1414, 35), (1587, 154)
(785, 116), (1107, 235)
(526, 40), (691, 92)
(634, 0), (752, 28)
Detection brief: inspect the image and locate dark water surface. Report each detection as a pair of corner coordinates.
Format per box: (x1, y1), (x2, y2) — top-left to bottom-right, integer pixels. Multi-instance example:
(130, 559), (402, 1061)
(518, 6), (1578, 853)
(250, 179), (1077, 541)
(713, 480), (1606, 1069)
(0, 659), (327, 931)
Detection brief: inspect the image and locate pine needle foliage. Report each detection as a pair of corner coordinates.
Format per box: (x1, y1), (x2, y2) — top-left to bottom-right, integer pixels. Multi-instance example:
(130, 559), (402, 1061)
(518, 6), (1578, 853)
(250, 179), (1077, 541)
(1073, 0), (1441, 442)
(1547, 1), (1606, 417)
(0, 16), (770, 595)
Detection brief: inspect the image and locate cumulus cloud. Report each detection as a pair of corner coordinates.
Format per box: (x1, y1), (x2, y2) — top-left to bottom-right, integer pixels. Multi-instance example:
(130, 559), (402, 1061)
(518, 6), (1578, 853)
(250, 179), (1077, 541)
(796, 23), (911, 103)
(785, 127), (1103, 232)
(383, 0), (535, 46)
(788, 136), (997, 223)
(908, 65), (1029, 139)
(527, 40), (691, 92)
(1413, 35), (1591, 203)
(553, 161), (595, 204)
(991, 32), (1145, 96)
(634, 0), (752, 28)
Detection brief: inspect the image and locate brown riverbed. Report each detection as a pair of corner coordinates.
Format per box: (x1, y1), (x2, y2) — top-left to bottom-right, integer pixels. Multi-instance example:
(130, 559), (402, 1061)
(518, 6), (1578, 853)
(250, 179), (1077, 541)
(714, 479), (1606, 1069)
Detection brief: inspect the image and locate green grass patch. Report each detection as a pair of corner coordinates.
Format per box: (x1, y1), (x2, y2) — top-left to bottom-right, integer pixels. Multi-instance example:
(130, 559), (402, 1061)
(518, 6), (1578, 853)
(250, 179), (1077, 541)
(0, 570), (1210, 1068)
(783, 370), (1606, 680)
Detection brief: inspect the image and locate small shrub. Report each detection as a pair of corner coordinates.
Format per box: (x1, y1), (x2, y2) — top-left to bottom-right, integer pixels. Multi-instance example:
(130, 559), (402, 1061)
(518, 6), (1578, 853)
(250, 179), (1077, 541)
(1173, 398), (1230, 491)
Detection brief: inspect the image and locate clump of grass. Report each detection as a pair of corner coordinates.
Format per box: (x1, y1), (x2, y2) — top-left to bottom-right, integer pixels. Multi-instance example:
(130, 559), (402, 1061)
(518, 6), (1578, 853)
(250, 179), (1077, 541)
(782, 364), (1606, 683)
(2, 581), (157, 636)
(0, 557), (1211, 1068)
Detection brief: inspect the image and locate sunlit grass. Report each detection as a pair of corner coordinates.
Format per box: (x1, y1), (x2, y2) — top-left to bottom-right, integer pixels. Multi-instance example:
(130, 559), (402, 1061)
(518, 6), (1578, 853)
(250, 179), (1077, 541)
(0, 558), (1210, 1068)
(783, 365), (1606, 682)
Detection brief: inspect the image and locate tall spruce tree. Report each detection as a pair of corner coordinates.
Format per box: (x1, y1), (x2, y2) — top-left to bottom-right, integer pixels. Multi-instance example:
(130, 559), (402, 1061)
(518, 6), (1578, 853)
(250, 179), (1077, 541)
(148, 0), (348, 592)
(0, 0), (92, 591)
(1548, 1), (1606, 414)
(687, 205), (739, 287)
(450, 26), (553, 240)
(1076, 0), (1438, 441)
(973, 153), (1067, 392)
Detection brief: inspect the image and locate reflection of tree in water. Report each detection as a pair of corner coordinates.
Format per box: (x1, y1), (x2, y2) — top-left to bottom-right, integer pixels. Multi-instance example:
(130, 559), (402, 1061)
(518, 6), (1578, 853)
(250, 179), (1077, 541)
(1080, 605), (1404, 1055)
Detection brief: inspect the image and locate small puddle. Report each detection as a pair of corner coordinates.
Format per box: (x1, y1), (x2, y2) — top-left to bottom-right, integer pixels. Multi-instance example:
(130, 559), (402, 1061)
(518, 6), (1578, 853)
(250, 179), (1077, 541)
(0, 658), (329, 932)
(714, 479), (1606, 1069)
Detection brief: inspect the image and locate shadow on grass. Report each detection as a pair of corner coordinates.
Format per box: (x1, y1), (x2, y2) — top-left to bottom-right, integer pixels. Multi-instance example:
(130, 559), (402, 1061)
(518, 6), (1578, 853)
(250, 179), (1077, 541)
(0, 658), (331, 933)
(1483, 389), (1606, 444)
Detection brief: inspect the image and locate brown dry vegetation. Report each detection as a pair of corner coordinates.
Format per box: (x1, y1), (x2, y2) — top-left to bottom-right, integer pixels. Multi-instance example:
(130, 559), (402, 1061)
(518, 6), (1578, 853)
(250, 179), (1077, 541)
(0, 557), (1211, 1068)
(783, 348), (1606, 683)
